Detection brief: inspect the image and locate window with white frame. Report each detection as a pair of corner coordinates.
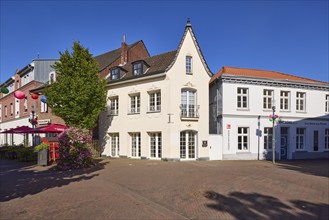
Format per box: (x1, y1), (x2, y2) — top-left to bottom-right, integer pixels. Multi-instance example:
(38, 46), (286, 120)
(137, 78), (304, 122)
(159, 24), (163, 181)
(296, 92), (306, 112)
(150, 132), (161, 158)
(111, 68), (120, 80)
(49, 72), (56, 84)
(24, 98), (28, 112)
(40, 101), (48, 113)
(148, 91), (161, 112)
(129, 93), (140, 114)
(181, 90), (197, 117)
(263, 89), (273, 110)
(280, 91), (290, 111)
(109, 97), (119, 115)
(15, 99), (19, 116)
(180, 131), (196, 159)
(5, 105), (7, 117)
(133, 62), (143, 75)
(109, 133), (119, 157)
(325, 129), (329, 150)
(296, 128), (305, 150)
(186, 56), (192, 74)
(264, 127), (273, 150)
(238, 127), (249, 150)
(237, 88), (248, 109)
(325, 95), (329, 114)
(131, 133), (141, 157)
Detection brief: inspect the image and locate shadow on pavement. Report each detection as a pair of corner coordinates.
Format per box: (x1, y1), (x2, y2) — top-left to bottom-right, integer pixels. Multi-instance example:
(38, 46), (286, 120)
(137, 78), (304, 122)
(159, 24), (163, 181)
(0, 159), (109, 202)
(275, 159), (329, 178)
(204, 191), (329, 220)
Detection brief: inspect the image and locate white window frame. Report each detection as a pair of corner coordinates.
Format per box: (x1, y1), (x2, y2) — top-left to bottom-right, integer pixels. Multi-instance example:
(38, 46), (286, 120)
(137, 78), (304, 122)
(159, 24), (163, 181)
(109, 133), (119, 157)
(186, 56), (192, 74)
(280, 91), (290, 111)
(148, 91), (161, 112)
(131, 133), (141, 157)
(263, 89), (273, 110)
(109, 97), (119, 115)
(149, 132), (162, 158)
(5, 105), (7, 118)
(41, 101), (48, 113)
(133, 62), (143, 75)
(264, 127), (273, 151)
(325, 129), (329, 150)
(181, 90), (197, 118)
(238, 127), (249, 151)
(24, 98), (28, 113)
(129, 93), (140, 114)
(15, 99), (20, 118)
(296, 92), (306, 112)
(296, 128), (305, 150)
(180, 131), (197, 159)
(325, 95), (329, 114)
(237, 88), (249, 110)
(111, 68), (120, 80)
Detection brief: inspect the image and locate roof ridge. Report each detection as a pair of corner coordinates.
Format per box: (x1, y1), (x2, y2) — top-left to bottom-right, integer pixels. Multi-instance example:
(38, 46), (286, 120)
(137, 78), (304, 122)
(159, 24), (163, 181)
(223, 66), (327, 84)
(94, 40), (142, 58)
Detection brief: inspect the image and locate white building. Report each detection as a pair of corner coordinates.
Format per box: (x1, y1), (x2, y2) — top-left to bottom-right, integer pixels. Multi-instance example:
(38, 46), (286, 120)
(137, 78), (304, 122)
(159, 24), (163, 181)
(209, 66), (329, 160)
(98, 20), (217, 161)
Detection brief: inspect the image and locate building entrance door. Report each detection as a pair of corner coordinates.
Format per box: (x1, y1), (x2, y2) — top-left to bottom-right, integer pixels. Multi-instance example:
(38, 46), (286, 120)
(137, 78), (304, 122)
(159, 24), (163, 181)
(280, 127), (289, 160)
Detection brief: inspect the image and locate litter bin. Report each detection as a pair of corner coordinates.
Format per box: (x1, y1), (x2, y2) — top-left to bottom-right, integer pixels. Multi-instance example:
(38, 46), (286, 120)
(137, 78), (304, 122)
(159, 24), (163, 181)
(38, 149), (49, 166)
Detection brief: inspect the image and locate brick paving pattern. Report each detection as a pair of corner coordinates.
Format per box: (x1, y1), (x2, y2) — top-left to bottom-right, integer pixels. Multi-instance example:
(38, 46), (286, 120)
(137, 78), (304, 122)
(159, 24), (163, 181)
(0, 159), (328, 219)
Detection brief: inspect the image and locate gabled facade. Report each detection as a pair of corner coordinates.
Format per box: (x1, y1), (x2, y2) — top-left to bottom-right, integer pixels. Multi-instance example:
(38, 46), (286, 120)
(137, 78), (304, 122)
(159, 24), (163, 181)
(210, 66), (329, 160)
(98, 20), (213, 160)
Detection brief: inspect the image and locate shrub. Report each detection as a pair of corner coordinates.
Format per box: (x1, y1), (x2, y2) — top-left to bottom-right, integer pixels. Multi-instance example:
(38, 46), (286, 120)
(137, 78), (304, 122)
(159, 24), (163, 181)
(0, 146), (36, 162)
(34, 143), (50, 152)
(57, 127), (93, 170)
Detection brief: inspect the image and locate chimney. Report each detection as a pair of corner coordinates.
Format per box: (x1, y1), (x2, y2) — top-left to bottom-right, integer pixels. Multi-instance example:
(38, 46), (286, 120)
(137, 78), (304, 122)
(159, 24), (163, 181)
(121, 35), (128, 65)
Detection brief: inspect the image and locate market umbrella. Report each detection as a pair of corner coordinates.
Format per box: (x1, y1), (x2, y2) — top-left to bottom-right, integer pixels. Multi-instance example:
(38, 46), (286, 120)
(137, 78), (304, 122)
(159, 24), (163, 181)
(33, 124), (68, 133)
(0, 126), (34, 134)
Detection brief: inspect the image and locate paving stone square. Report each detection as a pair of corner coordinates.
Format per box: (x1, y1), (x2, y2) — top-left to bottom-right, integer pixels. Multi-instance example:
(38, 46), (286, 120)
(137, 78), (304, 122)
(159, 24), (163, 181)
(0, 159), (328, 219)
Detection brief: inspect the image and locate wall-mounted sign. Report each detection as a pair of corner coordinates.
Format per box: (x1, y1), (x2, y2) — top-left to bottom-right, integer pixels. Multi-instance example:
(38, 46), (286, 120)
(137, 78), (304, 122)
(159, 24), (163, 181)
(38, 119), (50, 125)
(226, 124), (231, 129)
(202, 140), (208, 147)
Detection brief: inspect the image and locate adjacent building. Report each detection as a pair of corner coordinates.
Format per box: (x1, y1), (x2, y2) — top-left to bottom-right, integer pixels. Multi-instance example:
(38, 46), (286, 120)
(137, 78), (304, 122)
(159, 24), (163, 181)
(209, 66), (329, 160)
(0, 59), (60, 146)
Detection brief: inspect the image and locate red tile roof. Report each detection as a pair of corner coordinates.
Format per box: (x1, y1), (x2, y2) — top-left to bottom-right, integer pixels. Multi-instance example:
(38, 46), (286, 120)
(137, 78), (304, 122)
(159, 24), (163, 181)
(209, 66), (328, 85)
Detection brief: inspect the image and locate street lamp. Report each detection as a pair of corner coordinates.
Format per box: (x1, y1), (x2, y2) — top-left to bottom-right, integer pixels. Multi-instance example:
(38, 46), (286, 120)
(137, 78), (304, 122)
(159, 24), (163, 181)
(271, 100), (276, 164)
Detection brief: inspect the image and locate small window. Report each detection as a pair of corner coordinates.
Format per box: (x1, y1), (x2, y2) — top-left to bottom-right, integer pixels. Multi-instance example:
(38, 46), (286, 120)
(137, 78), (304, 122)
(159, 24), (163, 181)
(325, 95), (329, 114)
(237, 88), (249, 109)
(263, 90), (273, 110)
(186, 56), (192, 74)
(49, 72), (56, 84)
(111, 68), (120, 80)
(148, 91), (161, 112)
(129, 93), (140, 114)
(238, 127), (249, 151)
(296, 92), (306, 112)
(133, 62), (143, 76)
(280, 91), (290, 111)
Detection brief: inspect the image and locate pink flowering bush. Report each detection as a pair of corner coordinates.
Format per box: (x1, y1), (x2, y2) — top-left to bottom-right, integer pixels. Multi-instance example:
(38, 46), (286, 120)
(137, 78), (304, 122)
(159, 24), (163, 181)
(57, 127), (93, 170)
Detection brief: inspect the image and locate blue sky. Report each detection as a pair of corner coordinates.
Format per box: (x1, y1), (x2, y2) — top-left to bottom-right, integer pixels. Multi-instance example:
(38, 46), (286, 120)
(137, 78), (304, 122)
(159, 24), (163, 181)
(1, 0), (328, 83)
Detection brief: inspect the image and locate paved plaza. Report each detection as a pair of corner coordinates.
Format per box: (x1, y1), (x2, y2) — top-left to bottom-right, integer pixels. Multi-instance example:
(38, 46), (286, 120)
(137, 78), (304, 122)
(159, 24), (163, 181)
(0, 158), (328, 220)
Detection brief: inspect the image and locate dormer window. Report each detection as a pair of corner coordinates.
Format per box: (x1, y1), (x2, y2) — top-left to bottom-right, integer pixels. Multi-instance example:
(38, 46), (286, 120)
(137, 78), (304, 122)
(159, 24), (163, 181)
(111, 68), (120, 80)
(133, 62), (143, 76)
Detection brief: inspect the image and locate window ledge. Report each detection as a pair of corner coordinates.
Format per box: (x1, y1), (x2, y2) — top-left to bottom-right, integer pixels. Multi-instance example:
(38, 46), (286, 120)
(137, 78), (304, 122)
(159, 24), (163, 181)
(128, 112), (140, 115)
(147, 111), (161, 114)
(236, 151), (251, 154)
(295, 150), (307, 152)
(181, 117), (199, 121)
(296, 111), (307, 114)
(280, 110), (291, 112)
(237, 108), (250, 111)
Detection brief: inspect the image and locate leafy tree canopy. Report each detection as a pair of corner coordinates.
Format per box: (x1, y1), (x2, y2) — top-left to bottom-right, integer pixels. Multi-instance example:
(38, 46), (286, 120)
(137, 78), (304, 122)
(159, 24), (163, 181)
(45, 41), (107, 130)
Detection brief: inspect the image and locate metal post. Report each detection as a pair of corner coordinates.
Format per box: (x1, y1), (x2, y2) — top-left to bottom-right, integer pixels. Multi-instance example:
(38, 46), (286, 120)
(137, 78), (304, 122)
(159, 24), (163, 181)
(272, 105), (276, 164)
(257, 115), (260, 160)
(32, 106), (35, 147)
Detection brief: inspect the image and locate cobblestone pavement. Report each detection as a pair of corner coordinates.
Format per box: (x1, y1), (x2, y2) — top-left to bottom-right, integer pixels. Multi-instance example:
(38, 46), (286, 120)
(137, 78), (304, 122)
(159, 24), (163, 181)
(1, 158), (328, 220)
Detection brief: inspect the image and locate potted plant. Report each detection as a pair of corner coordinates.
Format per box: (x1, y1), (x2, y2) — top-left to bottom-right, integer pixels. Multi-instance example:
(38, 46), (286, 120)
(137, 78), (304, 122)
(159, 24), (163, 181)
(34, 143), (50, 166)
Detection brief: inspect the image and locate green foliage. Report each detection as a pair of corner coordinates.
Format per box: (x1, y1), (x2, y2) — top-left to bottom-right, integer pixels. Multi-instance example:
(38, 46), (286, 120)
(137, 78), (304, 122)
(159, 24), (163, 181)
(34, 143), (50, 152)
(45, 41), (107, 129)
(0, 146), (37, 162)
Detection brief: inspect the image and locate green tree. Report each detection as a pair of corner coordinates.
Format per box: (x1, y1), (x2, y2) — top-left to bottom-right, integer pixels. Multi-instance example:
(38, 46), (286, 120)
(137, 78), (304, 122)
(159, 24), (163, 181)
(45, 41), (107, 130)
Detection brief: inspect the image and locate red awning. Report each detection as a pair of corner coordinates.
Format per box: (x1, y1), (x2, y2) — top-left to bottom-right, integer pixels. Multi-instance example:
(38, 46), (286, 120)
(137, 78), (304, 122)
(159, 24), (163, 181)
(0, 126), (34, 134)
(33, 124), (68, 133)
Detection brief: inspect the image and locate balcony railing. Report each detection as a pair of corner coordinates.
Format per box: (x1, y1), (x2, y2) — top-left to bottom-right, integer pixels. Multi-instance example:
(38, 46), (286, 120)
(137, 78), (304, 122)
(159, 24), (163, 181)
(180, 104), (199, 118)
